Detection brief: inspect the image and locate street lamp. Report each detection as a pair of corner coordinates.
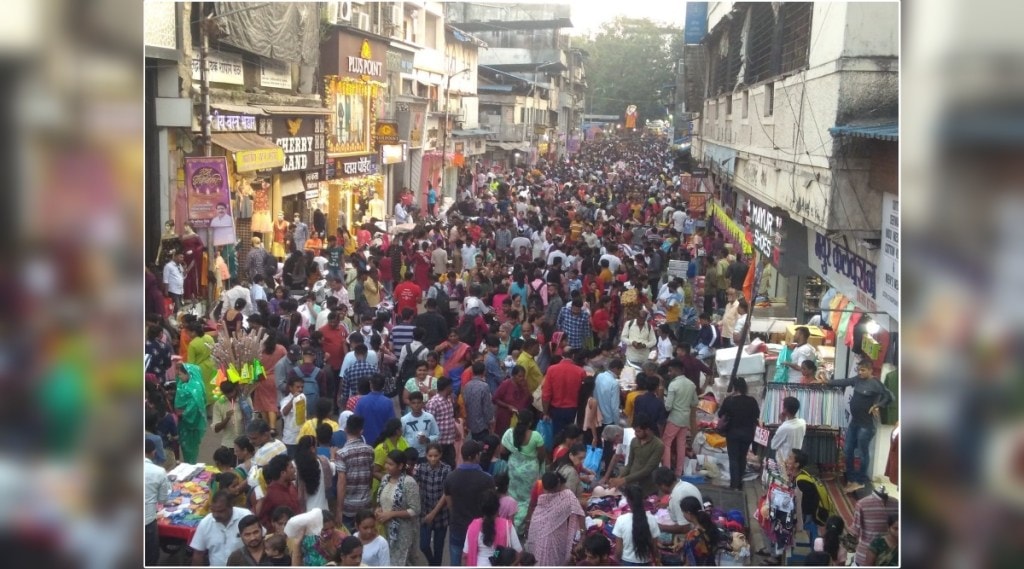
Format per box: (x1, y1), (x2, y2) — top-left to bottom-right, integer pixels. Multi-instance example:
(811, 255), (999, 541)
(441, 67), (472, 164)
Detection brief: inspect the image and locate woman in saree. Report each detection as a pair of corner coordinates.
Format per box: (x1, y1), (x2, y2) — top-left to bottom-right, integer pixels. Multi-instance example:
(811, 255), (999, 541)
(436, 329), (471, 394)
(500, 409), (546, 532)
(185, 321), (218, 405)
(524, 471), (585, 566)
(375, 450), (421, 565)
(173, 360), (208, 464)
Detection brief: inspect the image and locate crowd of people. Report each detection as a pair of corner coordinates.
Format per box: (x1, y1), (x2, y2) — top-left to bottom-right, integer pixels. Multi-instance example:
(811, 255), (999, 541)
(145, 132), (898, 566)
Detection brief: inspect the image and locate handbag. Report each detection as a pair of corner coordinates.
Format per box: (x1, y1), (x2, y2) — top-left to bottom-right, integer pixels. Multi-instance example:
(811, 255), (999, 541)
(583, 444), (603, 473)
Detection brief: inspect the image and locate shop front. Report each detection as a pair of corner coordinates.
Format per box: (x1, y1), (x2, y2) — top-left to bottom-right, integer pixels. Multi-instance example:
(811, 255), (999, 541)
(322, 33), (388, 232)
(256, 110), (329, 237)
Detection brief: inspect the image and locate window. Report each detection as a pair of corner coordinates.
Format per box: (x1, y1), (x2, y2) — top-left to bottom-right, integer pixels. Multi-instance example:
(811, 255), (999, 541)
(402, 79), (413, 95)
(764, 83), (775, 117)
(780, 3), (812, 74)
(725, 96), (732, 116)
(742, 90), (749, 119)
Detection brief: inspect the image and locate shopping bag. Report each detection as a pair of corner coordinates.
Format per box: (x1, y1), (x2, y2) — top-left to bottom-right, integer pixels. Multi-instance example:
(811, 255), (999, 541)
(754, 426), (771, 446)
(773, 346), (791, 383)
(583, 444), (603, 472)
(536, 418), (555, 451)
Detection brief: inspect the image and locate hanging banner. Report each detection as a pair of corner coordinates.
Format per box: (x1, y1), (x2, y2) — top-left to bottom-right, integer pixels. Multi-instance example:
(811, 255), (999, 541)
(688, 192), (709, 215)
(877, 194), (899, 319)
(745, 196), (785, 266)
(185, 157), (236, 247)
(624, 104), (638, 129)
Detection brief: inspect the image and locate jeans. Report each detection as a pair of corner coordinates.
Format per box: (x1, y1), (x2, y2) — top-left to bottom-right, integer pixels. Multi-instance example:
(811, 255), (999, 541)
(549, 406), (577, 440)
(661, 422), (689, 476)
(803, 514), (820, 542)
(448, 535), (464, 566)
(145, 521), (159, 566)
(420, 524), (447, 566)
(695, 342), (713, 359)
(845, 423), (876, 484)
(726, 436), (752, 489)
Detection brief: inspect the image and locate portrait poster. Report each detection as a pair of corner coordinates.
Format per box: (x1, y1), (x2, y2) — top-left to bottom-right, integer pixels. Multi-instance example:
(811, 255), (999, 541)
(185, 156), (236, 246)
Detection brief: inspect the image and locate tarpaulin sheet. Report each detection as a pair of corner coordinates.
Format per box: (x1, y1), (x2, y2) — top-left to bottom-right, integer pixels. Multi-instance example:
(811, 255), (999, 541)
(214, 2), (320, 65)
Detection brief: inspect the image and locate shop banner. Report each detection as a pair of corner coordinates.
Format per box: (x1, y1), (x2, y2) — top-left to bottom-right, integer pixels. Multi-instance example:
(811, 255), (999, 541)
(877, 194), (899, 319)
(688, 192), (709, 215)
(375, 120), (399, 146)
(190, 49), (244, 85)
(259, 115), (327, 174)
(185, 157), (236, 247)
(325, 154), (378, 179)
(260, 57), (292, 89)
(745, 196), (785, 266)
(808, 229), (878, 312)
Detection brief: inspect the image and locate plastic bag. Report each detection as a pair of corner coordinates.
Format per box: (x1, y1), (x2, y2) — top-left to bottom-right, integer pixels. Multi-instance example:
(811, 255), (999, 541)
(536, 418), (555, 451)
(583, 444), (603, 473)
(772, 346), (791, 383)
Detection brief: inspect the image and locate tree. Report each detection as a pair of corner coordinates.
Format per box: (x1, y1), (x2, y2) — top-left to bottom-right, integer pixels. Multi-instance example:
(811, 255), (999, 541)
(577, 17), (684, 124)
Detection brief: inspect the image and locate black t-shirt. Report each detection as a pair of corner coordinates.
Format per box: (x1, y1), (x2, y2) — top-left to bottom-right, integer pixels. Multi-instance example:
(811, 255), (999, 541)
(444, 466), (496, 540)
(795, 474), (820, 522)
(718, 394), (760, 440)
(413, 311), (449, 349)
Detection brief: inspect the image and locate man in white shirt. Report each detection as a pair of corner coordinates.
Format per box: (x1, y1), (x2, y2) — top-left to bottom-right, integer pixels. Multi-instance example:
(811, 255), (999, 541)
(510, 234), (532, 257)
(461, 241), (479, 271)
(783, 327), (818, 383)
(222, 283), (255, 317)
(770, 396), (807, 470)
(653, 467), (702, 535)
(394, 201), (411, 224)
(163, 251), (185, 309)
(672, 208), (686, 234)
(732, 298), (750, 345)
(145, 439), (171, 566)
(189, 491), (253, 566)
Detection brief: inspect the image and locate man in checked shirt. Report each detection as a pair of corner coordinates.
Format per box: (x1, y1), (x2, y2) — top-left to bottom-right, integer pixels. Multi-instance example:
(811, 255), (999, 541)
(556, 297), (592, 350)
(425, 376), (458, 468)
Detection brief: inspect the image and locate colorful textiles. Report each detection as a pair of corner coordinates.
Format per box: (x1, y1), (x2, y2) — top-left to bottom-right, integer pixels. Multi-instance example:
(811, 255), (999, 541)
(761, 384), (845, 428)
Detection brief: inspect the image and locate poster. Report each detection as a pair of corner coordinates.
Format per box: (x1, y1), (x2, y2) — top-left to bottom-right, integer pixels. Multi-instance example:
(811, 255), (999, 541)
(185, 156), (236, 246)
(877, 193), (899, 319)
(624, 104), (637, 129)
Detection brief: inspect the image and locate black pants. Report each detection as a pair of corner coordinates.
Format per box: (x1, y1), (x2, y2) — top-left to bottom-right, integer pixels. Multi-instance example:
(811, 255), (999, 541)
(726, 436), (753, 490)
(145, 520), (160, 566)
(703, 293), (716, 315)
(440, 443), (457, 469)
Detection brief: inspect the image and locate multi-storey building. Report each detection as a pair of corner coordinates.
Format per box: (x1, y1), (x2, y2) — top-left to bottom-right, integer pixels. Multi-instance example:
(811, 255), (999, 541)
(695, 2), (898, 381)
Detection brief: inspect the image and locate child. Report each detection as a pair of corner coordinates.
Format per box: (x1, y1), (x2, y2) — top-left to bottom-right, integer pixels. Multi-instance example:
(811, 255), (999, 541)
(333, 535), (365, 566)
(403, 447), (419, 475)
(577, 533), (616, 566)
(264, 533), (291, 566)
(280, 377), (307, 457)
(579, 376), (602, 446)
(518, 551), (537, 566)
(590, 298), (611, 348)
(494, 472), (518, 523)
(567, 269), (583, 296)
(656, 324), (675, 364)
(269, 506), (294, 539)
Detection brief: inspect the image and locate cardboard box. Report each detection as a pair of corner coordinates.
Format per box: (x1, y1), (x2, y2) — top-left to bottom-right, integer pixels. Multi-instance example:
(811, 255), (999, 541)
(784, 324), (826, 347)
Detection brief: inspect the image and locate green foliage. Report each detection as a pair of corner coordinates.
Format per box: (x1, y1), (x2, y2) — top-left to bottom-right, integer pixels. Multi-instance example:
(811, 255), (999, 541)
(577, 17), (685, 122)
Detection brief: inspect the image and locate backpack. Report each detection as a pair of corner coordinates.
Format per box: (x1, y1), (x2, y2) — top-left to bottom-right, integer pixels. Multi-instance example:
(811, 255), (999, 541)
(795, 470), (837, 526)
(291, 365), (321, 400)
(432, 283), (451, 315)
(455, 314), (481, 347)
(398, 343), (428, 384)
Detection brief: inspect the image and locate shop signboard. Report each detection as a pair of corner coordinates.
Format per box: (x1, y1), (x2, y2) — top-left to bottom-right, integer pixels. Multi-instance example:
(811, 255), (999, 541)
(259, 116), (327, 174)
(877, 193), (899, 319)
(304, 170), (321, 191)
(184, 156), (235, 248)
(209, 110), (257, 132)
(746, 196), (785, 266)
(190, 49), (244, 85)
(684, 2), (709, 44)
(381, 143), (406, 165)
(260, 58), (293, 89)
(326, 154), (378, 179)
(375, 120), (399, 146)
(692, 167), (708, 178)
(808, 229), (878, 312)
(688, 192), (709, 215)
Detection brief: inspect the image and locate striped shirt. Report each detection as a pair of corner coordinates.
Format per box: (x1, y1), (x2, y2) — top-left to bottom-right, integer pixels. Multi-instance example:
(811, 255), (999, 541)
(852, 493), (900, 566)
(335, 438), (375, 517)
(391, 323), (416, 353)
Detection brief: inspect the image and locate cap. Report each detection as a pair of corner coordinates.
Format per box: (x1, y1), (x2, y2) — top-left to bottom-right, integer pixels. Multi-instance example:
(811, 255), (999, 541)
(287, 345), (302, 358)
(251, 236), (262, 246)
(295, 327), (310, 341)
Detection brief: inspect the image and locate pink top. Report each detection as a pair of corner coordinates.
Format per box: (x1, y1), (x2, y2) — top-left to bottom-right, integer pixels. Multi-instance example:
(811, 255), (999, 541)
(498, 495), (518, 522)
(464, 516), (513, 567)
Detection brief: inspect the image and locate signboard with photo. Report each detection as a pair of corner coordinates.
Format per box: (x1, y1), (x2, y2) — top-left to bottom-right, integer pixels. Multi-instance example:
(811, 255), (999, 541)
(185, 156), (236, 246)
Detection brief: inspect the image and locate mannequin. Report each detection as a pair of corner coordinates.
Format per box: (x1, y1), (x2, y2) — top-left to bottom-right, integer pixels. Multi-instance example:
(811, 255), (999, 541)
(155, 220), (181, 268)
(251, 178), (273, 233)
(180, 223), (207, 300)
(313, 207), (326, 236)
(272, 212), (289, 260)
(291, 212), (309, 250)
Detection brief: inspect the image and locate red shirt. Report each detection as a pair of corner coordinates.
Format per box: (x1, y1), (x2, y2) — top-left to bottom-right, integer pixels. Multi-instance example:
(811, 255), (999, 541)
(378, 256), (393, 283)
(541, 360), (586, 409)
(319, 323), (348, 371)
(468, 224), (482, 243)
(393, 281), (422, 316)
(591, 309), (610, 333)
(260, 480), (301, 532)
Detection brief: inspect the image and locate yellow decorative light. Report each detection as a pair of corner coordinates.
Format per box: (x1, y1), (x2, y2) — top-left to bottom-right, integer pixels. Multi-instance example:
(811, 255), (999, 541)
(708, 201), (753, 255)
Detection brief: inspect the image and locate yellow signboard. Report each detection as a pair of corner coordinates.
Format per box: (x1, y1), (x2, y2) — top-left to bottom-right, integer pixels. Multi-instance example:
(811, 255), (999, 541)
(234, 147), (285, 172)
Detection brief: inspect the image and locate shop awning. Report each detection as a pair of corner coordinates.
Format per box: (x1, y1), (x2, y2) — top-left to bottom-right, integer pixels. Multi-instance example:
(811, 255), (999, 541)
(829, 121), (898, 141)
(488, 141), (531, 151)
(211, 132), (286, 172)
(211, 103), (268, 116)
(259, 105), (332, 115)
(451, 128), (492, 137)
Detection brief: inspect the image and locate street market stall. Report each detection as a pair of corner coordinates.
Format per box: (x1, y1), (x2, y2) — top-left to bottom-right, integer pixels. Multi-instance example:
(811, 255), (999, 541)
(156, 463), (216, 548)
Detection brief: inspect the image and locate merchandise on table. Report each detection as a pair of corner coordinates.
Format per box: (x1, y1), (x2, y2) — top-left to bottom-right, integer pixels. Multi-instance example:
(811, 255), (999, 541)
(158, 465), (217, 529)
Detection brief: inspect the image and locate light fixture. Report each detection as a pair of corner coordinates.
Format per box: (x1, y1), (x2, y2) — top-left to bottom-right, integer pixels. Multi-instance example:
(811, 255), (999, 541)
(865, 320), (881, 335)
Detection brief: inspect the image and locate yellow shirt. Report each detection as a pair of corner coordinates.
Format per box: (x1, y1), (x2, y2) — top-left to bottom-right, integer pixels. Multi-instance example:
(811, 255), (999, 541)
(517, 352), (543, 395)
(298, 418), (339, 441)
(624, 390), (643, 423)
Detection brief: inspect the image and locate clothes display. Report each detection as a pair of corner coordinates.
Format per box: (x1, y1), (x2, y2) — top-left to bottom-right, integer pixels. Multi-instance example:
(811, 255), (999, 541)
(251, 184), (272, 233)
(760, 384), (845, 428)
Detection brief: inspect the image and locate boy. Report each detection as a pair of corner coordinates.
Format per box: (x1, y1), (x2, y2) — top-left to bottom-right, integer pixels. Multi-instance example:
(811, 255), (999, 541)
(401, 391), (439, 456)
(770, 396), (807, 470)
(280, 377), (306, 457)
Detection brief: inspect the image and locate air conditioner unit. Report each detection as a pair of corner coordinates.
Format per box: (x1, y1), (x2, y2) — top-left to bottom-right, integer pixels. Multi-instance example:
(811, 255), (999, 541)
(356, 12), (371, 31)
(334, 1), (352, 23)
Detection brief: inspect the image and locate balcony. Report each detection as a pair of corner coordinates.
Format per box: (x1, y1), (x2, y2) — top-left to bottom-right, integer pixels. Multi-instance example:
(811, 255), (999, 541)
(485, 123), (528, 142)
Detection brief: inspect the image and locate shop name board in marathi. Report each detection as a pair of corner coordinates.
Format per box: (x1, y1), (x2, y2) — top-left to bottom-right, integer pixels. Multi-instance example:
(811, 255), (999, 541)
(210, 112), (256, 132)
(812, 233), (876, 300)
(343, 156), (376, 175)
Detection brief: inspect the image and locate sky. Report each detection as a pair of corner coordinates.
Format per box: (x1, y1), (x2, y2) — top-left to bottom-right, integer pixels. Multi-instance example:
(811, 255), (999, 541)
(566, 0), (689, 36)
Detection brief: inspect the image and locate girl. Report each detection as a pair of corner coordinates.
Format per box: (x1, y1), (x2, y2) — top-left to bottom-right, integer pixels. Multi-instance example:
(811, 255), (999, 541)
(417, 444), (452, 566)
(552, 424), (585, 463)
(494, 472), (518, 524)
(864, 514), (898, 566)
(295, 435), (334, 512)
(679, 496), (722, 566)
(375, 450), (421, 565)
(354, 510), (391, 566)
(550, 443), (588, 500)
(822, 515), (849, 566)
(463, 490), (522, 566)
(612, 484), (661, 566)
(300, 397), (340, 440)
(579, 376), (602, 446)
(333, 535), (364, 566)
(173, 361), (207, 464)
(224, 298), (247, 337)
(185, 322), (218, 406)
(254, 331), (287, 436)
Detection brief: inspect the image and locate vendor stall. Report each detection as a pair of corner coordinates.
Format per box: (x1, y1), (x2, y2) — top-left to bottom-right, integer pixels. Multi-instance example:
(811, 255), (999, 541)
(156, 463), (216, 546)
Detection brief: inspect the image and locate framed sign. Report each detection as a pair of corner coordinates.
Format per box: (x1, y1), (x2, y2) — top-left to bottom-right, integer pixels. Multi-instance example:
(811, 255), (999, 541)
(185, 156), (236, 247)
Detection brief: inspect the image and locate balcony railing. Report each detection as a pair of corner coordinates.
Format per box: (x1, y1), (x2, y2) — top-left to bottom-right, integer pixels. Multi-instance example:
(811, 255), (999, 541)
(484, 123), (528, 142)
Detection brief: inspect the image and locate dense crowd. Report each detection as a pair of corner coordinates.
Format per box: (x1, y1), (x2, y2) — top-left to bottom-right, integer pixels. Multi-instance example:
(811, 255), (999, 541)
(145, 133), (897, 566)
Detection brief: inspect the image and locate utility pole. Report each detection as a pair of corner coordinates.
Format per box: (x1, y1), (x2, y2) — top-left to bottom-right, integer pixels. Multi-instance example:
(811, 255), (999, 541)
(440, 67), (471, 201)
(200, 8), (213, 157)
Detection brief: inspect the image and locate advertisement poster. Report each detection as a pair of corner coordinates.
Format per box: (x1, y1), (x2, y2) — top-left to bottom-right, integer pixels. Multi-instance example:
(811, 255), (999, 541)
(185, 156), (236, 246)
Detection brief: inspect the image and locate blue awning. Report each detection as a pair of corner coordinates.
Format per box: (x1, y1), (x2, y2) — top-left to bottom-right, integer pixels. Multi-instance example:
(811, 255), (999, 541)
(829, 121), (898, 141)
(478, 84), (515, 93)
